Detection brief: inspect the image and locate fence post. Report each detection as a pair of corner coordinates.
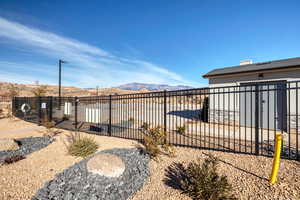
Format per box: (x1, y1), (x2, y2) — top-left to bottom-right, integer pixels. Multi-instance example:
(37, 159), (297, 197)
(38, 96), (42, 125)
(12, 97), (15, 116)
(74, 96), (78, 130)
(255, 84), (260, 155)
(163, 90), (167, 143)
(108, 95), (112, 136)
(49, 96), (53, 122)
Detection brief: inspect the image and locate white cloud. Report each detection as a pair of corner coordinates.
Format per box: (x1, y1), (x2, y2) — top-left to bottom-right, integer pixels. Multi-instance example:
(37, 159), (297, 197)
(0, 17), (201, 88)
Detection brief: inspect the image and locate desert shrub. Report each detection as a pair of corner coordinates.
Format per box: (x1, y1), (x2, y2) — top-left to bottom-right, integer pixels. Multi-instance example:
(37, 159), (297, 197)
(43, 120), (55, 129)
(141, 122), (149, 130)
(166, 154), (236, 200)
(176, 125), (186, 135)
(5, 104), (13, 119)
(42, 119), (59, 137)
(65, 132), (99, 158)
(62, 114), (69, 121)
(3, 154), (26, 165)
(128, 117), (134, 122)
(32, 85), (48, 97)
(142, 126), (175, 159)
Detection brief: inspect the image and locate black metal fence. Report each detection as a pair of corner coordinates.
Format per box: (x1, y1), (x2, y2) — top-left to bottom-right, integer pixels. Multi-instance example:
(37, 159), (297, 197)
(12, 81), (300, 161)
(0, 96), (11, 102)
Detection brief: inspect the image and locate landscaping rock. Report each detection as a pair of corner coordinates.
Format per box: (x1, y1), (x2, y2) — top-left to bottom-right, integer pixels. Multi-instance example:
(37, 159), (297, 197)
(0, 136), (54, 165)
(32, 148), (150, 200)
(0, 138), (19, 151)
(87, 153), (125, 178)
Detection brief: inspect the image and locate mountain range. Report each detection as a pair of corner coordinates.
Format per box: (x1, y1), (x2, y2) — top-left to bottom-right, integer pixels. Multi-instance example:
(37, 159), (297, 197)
(116, 82), (193, 91)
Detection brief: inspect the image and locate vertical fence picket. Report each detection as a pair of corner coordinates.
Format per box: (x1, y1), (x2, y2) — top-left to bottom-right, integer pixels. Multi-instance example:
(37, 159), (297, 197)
(75, 96), (78, 130)
(163, 90), (167, 144)
(255, 84), (260, 155)
(109, 95), (112, 136)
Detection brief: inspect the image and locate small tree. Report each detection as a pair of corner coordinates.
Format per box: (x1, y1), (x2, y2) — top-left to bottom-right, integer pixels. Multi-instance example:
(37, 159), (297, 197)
(32, 85), (47, 97)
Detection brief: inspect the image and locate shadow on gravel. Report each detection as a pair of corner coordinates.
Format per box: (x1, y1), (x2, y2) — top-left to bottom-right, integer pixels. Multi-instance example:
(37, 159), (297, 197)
(167, 109), (202, 120)
(163, 162), (187, 190)
(202, 152), (268, 181)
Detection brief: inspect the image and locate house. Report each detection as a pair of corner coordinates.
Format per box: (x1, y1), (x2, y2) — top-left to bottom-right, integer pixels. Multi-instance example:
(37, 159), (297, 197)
(202, 57), (300, 131)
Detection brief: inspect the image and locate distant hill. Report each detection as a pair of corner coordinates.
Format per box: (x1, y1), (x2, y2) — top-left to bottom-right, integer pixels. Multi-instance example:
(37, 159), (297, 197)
(0, 82), (140, 97)
(116, 82), (193, 91)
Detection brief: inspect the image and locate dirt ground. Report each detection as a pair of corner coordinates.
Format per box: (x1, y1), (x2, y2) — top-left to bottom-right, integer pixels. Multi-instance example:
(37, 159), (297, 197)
(0, 118), (299, 200)
(0, 118), (37, 134)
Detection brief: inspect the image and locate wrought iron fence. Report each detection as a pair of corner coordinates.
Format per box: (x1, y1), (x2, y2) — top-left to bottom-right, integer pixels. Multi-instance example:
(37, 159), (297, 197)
(0, 96), (11, 102)
(12, 81), (300, 161)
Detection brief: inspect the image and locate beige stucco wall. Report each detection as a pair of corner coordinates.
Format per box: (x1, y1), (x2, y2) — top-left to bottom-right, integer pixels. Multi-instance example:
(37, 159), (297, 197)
(207, 68), (300, 121)
(208, 68), (300, 86)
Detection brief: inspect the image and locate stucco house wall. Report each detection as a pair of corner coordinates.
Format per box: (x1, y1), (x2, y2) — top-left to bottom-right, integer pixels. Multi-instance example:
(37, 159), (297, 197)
(206, 68), (300, 129)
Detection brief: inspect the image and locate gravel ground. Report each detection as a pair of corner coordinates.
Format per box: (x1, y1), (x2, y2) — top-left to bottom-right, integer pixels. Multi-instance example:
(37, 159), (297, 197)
(0, 136), (54, 164)
(131, 147), (300, 200)
(32, 148), (150, 200)
(0, 118), (139, 200)
(1, 118), (299, 200)
(0, 118), (37, 134)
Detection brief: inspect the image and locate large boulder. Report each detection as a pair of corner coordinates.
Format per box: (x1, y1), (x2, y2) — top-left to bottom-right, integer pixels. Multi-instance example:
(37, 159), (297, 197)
(87, 153), (125, 178)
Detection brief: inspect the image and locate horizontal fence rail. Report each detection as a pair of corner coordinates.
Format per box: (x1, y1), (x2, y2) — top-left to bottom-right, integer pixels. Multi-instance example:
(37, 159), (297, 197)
(12, 81), (300, 161)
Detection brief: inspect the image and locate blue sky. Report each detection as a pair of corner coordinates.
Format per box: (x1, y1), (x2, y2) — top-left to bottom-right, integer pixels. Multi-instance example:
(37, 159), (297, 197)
(0, 0), (300, 88)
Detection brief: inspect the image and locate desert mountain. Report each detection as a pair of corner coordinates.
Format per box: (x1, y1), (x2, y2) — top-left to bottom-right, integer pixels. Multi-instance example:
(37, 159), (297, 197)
(116, 82), (193, 91)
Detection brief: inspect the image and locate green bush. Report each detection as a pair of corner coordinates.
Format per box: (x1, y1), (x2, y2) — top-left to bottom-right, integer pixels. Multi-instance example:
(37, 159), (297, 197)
(65, 132), (99, 158)
(165, 154), (236, 200)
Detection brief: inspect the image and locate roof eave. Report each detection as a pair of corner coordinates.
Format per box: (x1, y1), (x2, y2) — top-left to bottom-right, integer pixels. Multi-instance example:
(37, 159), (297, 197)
(203, 65), (300, 79)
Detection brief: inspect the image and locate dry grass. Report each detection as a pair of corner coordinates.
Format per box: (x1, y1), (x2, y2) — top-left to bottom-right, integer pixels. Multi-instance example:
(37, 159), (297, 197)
(65, 132), (99, 157)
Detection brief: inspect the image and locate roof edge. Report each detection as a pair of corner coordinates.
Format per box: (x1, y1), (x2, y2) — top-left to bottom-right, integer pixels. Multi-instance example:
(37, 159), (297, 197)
(202, 65), (300, 78)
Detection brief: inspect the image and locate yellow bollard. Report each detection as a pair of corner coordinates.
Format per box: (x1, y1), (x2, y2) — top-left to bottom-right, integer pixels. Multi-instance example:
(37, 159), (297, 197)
(269, 132), (282, 184)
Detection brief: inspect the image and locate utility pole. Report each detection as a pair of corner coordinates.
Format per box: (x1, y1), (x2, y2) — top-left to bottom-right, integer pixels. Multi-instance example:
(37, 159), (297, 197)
(96, 85), (99, 96)
(58, 59), (67, 109)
